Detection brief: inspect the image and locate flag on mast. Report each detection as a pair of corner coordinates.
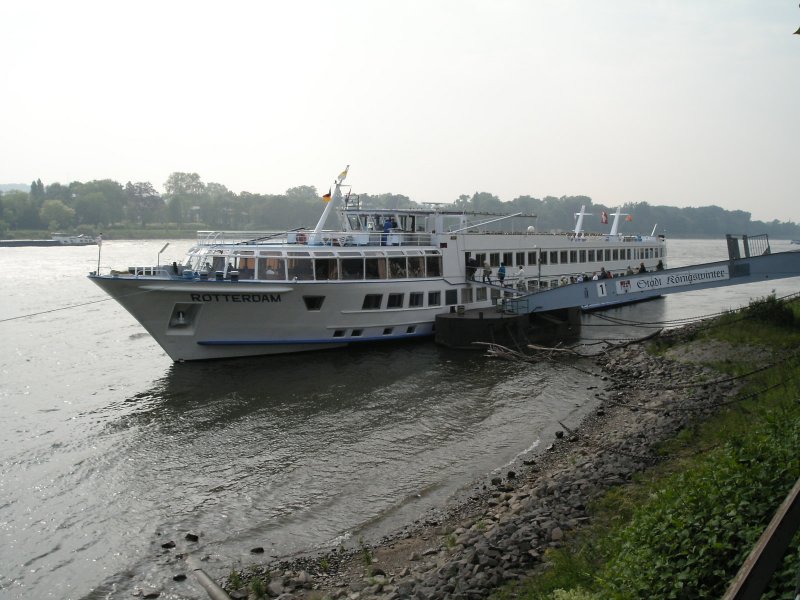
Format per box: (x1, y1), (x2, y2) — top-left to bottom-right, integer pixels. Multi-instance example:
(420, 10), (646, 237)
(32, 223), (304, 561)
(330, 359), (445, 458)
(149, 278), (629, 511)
(601, 211), (608, 225)
(322, 188), (332, 202)
(337, 165), (349, 182)
(625, 214), (633, 222)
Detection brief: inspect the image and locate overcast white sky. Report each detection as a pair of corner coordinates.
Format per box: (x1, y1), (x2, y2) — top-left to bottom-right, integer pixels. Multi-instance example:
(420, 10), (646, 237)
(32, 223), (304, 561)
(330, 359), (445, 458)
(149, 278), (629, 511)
(1, 1), (798, 221)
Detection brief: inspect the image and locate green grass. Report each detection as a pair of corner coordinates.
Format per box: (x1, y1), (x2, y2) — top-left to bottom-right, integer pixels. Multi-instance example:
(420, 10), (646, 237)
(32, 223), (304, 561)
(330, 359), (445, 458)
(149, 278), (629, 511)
(491, 295), (800, 600)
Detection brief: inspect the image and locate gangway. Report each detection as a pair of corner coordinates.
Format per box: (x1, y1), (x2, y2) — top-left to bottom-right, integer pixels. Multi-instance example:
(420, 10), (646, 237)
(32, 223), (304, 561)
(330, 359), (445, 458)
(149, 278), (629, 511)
(436, 235), (800, 350)
(505, 234), (800, 315)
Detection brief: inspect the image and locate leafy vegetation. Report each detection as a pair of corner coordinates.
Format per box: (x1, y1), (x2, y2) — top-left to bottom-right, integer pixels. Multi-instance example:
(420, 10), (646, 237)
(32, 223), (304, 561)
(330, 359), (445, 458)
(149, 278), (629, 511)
(1, 174), (799, 239)
(492, 296), (800, 600)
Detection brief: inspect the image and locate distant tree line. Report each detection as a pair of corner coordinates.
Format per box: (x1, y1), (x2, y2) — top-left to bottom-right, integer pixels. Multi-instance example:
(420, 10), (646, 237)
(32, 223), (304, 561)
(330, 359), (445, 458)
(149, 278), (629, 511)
(0, 174), (798, 240)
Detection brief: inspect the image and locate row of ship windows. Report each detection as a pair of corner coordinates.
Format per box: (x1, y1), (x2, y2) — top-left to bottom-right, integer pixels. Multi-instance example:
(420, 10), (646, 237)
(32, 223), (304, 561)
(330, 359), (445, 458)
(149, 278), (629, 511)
(302, 287), (499, 312)
(469, 246), (664, 267)
(198, 255), (443, 281)
(332, 325), (419, 338)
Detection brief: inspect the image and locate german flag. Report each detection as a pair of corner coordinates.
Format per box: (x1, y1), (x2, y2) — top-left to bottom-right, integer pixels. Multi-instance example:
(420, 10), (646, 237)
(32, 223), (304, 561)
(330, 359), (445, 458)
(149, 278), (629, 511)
(322, 188), (332, 202)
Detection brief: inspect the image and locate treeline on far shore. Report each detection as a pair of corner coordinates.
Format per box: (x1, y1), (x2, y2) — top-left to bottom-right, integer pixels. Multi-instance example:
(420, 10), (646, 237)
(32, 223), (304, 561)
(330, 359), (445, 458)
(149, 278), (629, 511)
(1, 174), (798, 240)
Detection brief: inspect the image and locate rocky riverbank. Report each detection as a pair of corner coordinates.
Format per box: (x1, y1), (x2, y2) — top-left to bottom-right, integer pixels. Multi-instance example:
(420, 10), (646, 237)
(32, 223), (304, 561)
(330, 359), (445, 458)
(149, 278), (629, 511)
(226, 324), (762, 600)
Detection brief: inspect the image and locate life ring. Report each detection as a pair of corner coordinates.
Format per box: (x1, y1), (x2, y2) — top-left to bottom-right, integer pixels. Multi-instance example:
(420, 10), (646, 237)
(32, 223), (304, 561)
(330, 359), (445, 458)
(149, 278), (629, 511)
(296, 232), (307, 244)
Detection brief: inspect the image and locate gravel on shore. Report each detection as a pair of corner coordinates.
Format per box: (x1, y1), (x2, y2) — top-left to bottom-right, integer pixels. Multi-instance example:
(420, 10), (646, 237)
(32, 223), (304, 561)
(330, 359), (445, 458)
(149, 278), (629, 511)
(223, 325), (764, 600)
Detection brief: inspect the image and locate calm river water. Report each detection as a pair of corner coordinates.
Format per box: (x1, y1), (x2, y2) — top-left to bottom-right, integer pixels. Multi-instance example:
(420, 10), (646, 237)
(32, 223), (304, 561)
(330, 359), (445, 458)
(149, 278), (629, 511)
(0, 238), (797, 599)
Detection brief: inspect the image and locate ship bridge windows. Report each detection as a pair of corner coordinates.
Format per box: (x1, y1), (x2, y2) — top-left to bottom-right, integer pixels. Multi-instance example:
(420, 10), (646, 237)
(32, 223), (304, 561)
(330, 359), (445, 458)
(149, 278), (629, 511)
(612, 249), (619, 261)
(587, 250), (595, 262)
(428, 291), (441, 306)
(503, 252), (513, 267)
(579, 250), (586, 263)
(527, 251), (537, 265)
(539, 252), (548, 265)
(549, 251), (558, 264)
(445, 289), (458, 305)
(569, 250), (577, 264)
(409, 292), (424, 307)
(560, 250), (568, 264)
(516, 252), (525, 266)
(489, 253), (499, 267)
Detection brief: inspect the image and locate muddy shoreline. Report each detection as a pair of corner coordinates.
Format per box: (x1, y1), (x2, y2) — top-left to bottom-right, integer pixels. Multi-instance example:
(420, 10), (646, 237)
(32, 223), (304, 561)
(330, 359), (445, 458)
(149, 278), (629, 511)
(224, 324), (753, 599)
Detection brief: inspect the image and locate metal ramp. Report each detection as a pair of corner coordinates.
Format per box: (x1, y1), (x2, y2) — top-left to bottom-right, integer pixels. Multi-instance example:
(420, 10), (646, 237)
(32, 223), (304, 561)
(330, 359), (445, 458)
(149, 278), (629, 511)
(504, 234), (800, 315)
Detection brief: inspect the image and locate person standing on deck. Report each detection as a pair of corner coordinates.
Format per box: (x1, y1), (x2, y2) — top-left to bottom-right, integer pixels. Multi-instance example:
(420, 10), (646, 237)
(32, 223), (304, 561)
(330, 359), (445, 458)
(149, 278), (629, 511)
(498, 262), (506, 286)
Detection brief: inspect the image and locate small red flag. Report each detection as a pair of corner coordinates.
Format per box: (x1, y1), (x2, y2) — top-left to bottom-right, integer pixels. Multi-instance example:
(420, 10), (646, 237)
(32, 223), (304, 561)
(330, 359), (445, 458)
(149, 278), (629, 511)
(601, 211), (608, 224)
(625, 215), (633, 222)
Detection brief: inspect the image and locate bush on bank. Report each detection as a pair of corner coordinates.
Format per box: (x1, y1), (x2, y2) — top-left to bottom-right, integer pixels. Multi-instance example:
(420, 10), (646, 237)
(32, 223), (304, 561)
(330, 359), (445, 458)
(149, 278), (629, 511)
(493, 295), (800, 600)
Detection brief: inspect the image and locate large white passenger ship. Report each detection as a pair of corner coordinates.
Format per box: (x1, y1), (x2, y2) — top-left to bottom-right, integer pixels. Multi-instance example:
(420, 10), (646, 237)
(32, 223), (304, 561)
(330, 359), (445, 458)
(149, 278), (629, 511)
(89, 168), (666, 361)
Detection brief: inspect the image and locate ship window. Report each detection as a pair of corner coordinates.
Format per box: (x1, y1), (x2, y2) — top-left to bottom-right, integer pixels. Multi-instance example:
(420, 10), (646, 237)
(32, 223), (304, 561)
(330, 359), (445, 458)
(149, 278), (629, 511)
(604, 249), (611, 261)
(303, 296), (325, 311)
(352, 329), (363, 337)
(626, 249), (631, 260)
(425, 256), (442, 277)
(489, 252), (500, 267)
(341, 258), (364, 280)
(476, 287), (487, 301)
(550, 251), (558, 264)
(314, 258), (338, 280)
(258, 257), (286, 280)
(527, 251), (537, 265)
(445, 289), (458, 305)
(428, 291), (441, 306)
(237, 257), (256, 279)
(409, 292), (424, 307)
(389, 256), (407, 278)
(383, 327), (393, 335)
(462, 288), (473, 304)
(579, 250), (586, 263)
(406, 326), (416, 334)
(569, 250), (577, 264)
(560, 251), (568, 264)
(287, 258), (313, 280)
(387, 293), (404, 308)
(516, 252), (525, 266)
(362, 294), (383, 310)
(588, 250), (595, 262)
(333, 329), (345, 337)
(539, 252), (548, 265)
(365, 257), (387, 279)
(612, 249), (619, 261)
(503, 252), (513, 267)
(490, 288), (500, 300)
(407, 256), (424, 277)
(475, 253), (486, 268)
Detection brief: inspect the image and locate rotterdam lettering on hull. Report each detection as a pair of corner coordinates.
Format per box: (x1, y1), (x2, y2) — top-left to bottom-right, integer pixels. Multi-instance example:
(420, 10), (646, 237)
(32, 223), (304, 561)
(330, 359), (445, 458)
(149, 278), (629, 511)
(615, 266), (730, 295)
(190, 293), (282, 303)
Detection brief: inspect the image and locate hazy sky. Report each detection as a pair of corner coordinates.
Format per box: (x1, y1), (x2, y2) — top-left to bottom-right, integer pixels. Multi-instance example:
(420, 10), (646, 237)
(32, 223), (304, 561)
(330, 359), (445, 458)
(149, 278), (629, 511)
(2, 1), (798, 222)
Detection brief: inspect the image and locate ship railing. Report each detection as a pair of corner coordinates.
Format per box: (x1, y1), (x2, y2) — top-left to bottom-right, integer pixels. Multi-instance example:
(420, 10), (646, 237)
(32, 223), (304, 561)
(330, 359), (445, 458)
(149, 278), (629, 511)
(196, 230), (435, 247)
(125, 266), (173, 278)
